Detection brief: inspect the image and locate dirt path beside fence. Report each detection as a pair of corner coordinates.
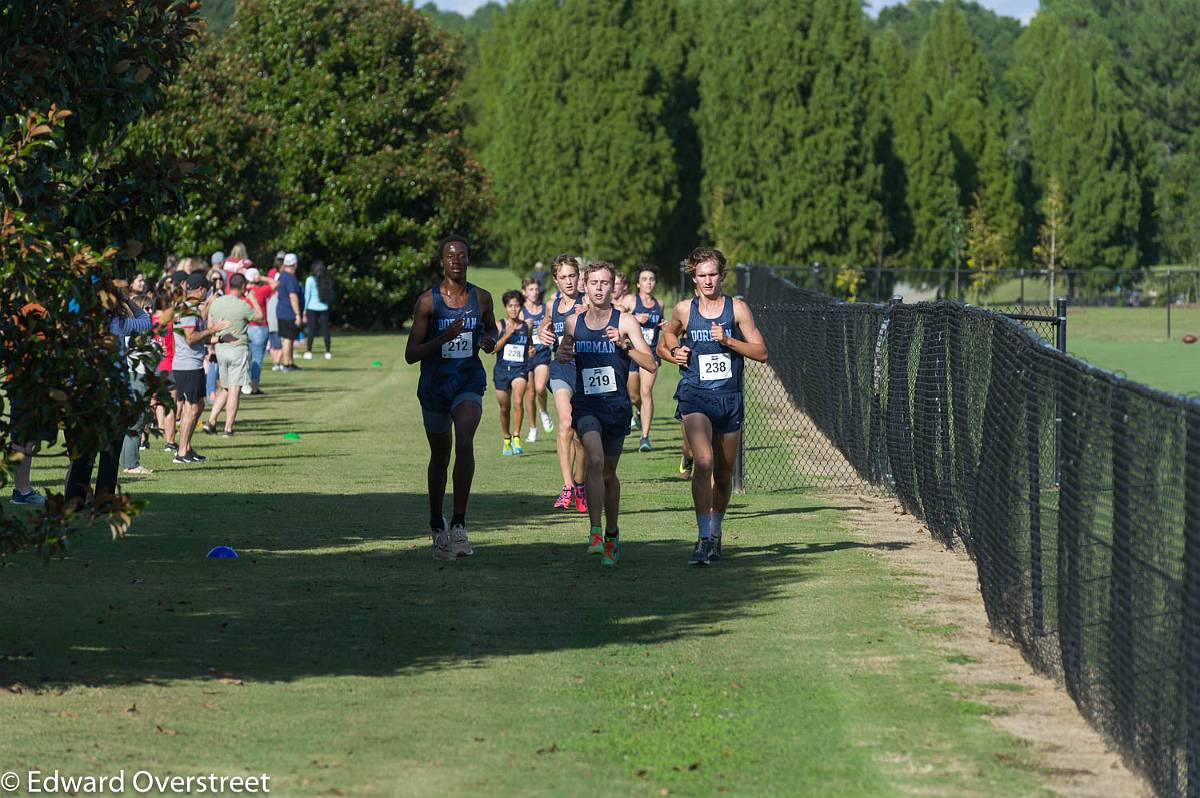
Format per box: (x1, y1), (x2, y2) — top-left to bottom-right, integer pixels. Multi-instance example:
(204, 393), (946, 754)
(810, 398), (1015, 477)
(750, 361), (1152, 798)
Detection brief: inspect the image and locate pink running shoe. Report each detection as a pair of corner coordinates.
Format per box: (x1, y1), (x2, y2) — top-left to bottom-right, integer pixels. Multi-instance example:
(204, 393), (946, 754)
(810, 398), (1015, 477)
(574, 484), (588, 513)
(554, 485), (573, 509)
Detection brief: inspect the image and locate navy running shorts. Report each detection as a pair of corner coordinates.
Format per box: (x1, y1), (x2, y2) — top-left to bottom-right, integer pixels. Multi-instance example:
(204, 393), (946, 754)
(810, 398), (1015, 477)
(674, 384), (744, 435)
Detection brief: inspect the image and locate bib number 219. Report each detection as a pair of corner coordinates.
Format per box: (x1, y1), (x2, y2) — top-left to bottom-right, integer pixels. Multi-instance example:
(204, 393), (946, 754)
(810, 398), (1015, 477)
(583, 366), (617, 395)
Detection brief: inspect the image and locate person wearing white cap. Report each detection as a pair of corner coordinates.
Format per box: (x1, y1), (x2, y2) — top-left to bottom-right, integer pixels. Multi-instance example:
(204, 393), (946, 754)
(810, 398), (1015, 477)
(275, 253), (304, 371)
(242, 266), (273, 393)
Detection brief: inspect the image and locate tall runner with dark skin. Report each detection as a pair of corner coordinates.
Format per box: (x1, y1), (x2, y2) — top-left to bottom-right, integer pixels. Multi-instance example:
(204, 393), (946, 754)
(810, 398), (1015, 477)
(405, 237), (497, 561)
(658, 247), (768, 566)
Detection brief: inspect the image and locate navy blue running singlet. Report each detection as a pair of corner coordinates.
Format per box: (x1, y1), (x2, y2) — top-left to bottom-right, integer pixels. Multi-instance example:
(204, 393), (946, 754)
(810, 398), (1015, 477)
(679, 296), (742, 394)
(572, 308), (632, 413)
(417, 284), (486, 408)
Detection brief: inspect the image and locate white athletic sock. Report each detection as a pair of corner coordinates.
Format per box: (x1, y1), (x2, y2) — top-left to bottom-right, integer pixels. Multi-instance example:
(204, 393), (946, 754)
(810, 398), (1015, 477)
(712, 511), (724, 539)
(697, 513), (711, 540)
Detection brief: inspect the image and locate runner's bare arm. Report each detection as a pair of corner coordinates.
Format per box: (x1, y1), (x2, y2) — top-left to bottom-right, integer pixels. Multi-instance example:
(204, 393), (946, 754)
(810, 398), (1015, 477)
(621, 312), (657, 373)
(723, 298), (768, 363)
(493, 319), (517, 350)
(656, 300), (691, 365)
(478, 289), (497, 354)
(537, 313), (556, 347)
(556, 314), (578, 363)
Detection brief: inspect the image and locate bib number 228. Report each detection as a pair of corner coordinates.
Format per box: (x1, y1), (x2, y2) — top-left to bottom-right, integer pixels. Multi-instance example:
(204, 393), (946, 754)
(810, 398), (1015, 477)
(441, 332), (472, 359)
(583, 366), (617, 395)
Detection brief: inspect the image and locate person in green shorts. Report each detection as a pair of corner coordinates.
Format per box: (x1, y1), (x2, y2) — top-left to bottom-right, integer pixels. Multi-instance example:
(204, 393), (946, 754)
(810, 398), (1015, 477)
(204, 273), (262, 437)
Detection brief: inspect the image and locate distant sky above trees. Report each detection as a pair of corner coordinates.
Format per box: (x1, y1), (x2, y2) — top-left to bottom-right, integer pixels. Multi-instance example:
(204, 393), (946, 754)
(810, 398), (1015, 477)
(429, 0), (1039, 24)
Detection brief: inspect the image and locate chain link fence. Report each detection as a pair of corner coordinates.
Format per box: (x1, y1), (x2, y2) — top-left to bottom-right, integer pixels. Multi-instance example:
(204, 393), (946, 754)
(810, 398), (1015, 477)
(740, 264), (1199, 798)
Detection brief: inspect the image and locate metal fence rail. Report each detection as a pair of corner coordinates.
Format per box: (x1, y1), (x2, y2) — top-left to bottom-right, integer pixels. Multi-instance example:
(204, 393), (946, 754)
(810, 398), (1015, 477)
(742, 264), (1198, 798)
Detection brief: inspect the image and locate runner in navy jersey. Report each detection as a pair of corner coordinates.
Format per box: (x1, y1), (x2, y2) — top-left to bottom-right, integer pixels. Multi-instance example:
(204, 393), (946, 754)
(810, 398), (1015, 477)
(494, 290), (535, 457)
(536, 255), (589, 513)
(658, 247), (767, 566)
(625, 266), (664, 451)
(557, 261), (657, 567)
(405, 236), (497, 561)
(520, 278), (554, 444)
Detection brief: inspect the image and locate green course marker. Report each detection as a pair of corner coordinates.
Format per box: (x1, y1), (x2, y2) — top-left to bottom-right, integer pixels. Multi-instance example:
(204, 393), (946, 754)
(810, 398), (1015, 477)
(371, 360), (383, 367)
(282, 432), (301, 442)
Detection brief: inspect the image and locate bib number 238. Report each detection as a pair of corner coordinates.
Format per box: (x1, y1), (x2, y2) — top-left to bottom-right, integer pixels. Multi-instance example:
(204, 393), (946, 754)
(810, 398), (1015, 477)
(699, 353), (731, 381)
(583, 366), (617, 395)
(441, 332), (472, 359)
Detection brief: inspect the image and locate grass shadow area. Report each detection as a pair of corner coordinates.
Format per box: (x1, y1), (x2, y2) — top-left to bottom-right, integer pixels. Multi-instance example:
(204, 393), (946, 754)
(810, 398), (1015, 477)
(1, 490), (821, 688)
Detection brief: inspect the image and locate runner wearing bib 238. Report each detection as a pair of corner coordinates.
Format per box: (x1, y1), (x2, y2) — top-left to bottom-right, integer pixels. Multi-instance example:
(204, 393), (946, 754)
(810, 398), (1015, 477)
(657, 247), (767, 567)
(557, 261), (658, 567)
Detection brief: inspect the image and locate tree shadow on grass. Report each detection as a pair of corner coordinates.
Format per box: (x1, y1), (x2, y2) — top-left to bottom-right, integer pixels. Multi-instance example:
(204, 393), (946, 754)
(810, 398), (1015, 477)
(0, 489), (847, 689)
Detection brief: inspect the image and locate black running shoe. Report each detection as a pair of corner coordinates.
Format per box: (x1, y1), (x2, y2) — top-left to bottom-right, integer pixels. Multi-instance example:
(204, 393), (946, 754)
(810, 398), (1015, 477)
(184, 450), (207, 463)
(709, 535), (722, 563)
(172, 453), (190, 464)
(164, 442), (179, 453)
(202, 422), (217, 435)
(689, 538), (713, 566)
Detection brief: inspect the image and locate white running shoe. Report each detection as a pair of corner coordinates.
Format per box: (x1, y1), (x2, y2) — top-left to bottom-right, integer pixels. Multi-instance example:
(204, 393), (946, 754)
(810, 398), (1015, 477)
(540, 410), (554, 433)
(241, 384), (253, 396)
(432, 517), (455, 561)
(324, 352), (332, 360)
(526, 425), (537, 443)
(303, 351), (313, 360)
(449, 523), (474, 557)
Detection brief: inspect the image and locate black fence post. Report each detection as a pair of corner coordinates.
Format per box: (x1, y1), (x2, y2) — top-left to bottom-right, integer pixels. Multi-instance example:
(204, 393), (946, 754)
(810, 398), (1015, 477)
(1019, 269), (1026, 310)
(1055, 297), (1068, 486)
(1168, 269), (1174, 341)
(678, 259), (687, 295)
(1184, 412), (1200, 798)
(735, 263), (749, 298)
(811, 262), (820, 293)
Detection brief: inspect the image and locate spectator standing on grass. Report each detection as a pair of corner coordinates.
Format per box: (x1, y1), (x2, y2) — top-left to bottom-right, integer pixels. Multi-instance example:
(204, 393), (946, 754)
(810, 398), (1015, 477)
(151, 291), (178, 454)
(275, 253), (304, 371)
(303, 260), (334, 360)
(530, 261), (548, 300)
(267, 251), (284, 371)
(224, 242), (250, 280)
(203, 269), (227, 402)
(243, 267), (272, 394)
(171, 272), (230, 464)
(64, 286), (153, 504)
(202, 273), (261, 437)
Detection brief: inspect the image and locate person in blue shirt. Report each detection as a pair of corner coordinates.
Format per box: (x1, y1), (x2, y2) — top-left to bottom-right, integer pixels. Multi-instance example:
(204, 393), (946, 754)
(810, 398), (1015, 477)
(275, 253), (304, 371)
(405, 236), (497, 561)
(303, 260), (334, 360)
(556, 261), (657, 567)
(658, 247), (768, 566)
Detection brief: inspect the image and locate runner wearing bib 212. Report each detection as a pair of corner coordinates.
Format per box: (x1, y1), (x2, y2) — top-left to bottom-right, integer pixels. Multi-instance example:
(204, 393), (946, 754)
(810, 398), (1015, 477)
(656, 247), (768, 567)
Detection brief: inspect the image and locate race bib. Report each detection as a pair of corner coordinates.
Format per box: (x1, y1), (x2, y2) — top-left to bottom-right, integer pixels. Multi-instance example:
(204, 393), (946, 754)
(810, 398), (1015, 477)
(503, 343), (525, 363)
(641, 327), (655, 345)
(699, 353), (732, 381)
(441, 332), (472, 359)
(582, 366), (617, 395)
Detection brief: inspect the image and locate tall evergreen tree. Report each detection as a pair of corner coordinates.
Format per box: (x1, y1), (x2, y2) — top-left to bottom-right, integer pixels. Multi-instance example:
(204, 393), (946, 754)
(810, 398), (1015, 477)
(696, 0), (880, 265)
(869, 29), (912, 267)
(486, 0), (688, 269)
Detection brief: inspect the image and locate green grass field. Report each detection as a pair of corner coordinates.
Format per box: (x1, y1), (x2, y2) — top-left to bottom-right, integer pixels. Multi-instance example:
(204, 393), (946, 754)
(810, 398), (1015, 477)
(2, 267), (1057, 796)
(1063, 306), (1200, 396)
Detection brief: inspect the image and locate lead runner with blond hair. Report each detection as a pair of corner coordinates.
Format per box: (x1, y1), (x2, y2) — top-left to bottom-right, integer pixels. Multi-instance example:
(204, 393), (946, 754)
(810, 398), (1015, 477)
(658, 247), (767, 566)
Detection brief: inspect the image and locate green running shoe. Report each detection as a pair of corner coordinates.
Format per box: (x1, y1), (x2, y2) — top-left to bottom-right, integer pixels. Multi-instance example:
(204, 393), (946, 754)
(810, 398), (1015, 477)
(587, 532), (604, 554)
(601, 535), (621, 567)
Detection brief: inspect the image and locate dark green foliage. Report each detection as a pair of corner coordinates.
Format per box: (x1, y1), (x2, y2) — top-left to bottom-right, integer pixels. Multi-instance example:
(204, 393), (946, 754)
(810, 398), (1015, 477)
(486, 0), (692, 270)
(1, 1), (202, 556)
(199, 0), (237, 35)
(696, 0), (881, 266)
(873, 0), (1023, 87)
(138, 0), (490, 327)
(1016, 15), (1146, 278)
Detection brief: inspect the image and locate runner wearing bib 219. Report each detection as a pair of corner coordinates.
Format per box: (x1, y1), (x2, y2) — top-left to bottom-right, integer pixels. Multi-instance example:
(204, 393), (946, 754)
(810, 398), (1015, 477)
(657, 247), (768, 567)
(556, 260), (658, 568)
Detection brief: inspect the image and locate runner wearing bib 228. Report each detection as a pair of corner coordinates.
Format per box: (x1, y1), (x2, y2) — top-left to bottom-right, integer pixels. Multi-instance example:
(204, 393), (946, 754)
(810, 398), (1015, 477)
(657, 247), (767, 567)
(557, 261), (658, 567)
